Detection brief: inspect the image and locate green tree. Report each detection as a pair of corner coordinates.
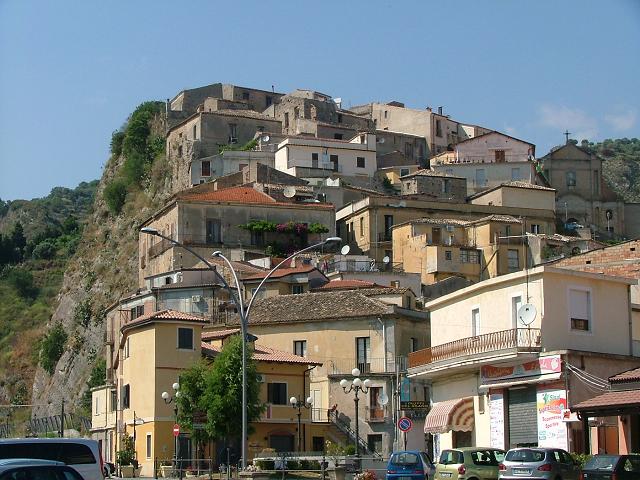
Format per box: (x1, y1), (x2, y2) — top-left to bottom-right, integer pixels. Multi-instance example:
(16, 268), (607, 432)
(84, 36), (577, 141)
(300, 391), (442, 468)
(202, 335), (264, 442)
(40, 323), (68, 374)
(6, 267), (37, 298)
(103, 179), (128, 215)
(11, 222), (26, 261)
(81, 359), (106, 412)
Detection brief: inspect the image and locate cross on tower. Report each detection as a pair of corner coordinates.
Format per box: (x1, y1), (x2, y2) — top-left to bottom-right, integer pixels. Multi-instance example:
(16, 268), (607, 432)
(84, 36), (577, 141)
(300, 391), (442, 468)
(564, 130), (571, 144)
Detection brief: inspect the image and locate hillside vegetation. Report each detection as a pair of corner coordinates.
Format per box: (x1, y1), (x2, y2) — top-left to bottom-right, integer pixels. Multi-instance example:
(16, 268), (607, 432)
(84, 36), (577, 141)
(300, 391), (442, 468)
(0, 182), (96, 407)
(584, 138), (640, 202)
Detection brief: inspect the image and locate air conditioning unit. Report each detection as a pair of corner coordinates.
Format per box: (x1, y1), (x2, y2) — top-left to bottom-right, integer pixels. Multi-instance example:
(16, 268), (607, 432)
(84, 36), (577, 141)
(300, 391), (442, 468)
(191, 295), (203, 303)
(256, 373), (265, 383)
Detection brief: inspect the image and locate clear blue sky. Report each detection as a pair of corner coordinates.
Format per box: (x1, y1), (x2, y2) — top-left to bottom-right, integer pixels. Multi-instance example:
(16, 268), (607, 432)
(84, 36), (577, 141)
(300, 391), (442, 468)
(1, 0), (639, 200)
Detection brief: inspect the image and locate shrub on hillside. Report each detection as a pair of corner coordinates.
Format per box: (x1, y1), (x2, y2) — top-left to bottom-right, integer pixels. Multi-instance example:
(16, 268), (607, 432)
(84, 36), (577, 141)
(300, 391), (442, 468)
(40, 323), (67, 374)
(32, 239), (56, 260)
(110, 130), (125, 157)
(6, 267), (38, 298)
(103, 179), (127, 215)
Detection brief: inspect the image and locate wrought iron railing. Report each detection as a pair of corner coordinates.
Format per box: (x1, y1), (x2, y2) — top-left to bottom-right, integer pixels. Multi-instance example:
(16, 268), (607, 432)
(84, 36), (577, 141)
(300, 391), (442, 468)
(325, 260), (404, 273)
(408, 328), (542, 368)
(328, 410), (381, 458)
(329, 356), (407, 375)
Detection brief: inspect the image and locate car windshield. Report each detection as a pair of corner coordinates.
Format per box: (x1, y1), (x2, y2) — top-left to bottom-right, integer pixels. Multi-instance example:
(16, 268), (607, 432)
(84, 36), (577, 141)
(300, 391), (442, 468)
(439, 451), (463, 465)
(505, 449), (546, 463)
(391, 453), (419, 465)
(471, 450), (502, 466)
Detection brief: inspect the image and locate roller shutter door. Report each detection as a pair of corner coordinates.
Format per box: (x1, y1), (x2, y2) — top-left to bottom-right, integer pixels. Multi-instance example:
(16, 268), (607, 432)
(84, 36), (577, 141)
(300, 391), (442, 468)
(507, 386), (538, 447)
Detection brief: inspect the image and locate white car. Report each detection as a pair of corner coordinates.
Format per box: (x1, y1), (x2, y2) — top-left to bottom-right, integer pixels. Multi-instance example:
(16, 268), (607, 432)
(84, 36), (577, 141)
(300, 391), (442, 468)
(0, 439), (103, 480)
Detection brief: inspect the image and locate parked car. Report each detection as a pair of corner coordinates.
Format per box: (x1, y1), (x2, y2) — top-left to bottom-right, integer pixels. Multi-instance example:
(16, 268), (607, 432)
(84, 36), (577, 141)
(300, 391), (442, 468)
(579, 454), (640, 480)
(0, 439), (103, 480)
(387, 451), (435, 480)
(499, 447), (579, 479)
(434, 447), (505, 480)
(0, 459), (85, 480)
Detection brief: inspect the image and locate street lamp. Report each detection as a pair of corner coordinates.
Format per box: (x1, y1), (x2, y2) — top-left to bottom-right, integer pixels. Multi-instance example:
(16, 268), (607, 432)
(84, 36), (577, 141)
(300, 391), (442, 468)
(161, 383), (180, 468)
(289, 396), (313, 452)
(141, 226), (341, 466)
(340, 368), (372, 470)
(212, 236), (340, 466)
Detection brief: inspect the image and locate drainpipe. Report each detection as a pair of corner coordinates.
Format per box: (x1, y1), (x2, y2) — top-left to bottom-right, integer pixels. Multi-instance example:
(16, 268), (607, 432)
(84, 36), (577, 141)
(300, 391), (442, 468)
(377, 316), (387, 371)
(628, 287), (634, 356)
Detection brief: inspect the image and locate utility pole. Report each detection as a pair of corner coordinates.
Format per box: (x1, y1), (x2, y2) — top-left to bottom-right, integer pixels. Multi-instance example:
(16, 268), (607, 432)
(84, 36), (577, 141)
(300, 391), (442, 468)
(59, 399), (65, 438)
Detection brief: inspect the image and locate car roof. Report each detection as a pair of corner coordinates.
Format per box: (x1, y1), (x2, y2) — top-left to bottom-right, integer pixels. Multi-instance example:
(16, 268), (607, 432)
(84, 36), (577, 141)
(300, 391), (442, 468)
(391, 451), (423, 454)
(0, 438), (96, 444)
(0, 460), (65, 466)
(446, 447), (503, 452)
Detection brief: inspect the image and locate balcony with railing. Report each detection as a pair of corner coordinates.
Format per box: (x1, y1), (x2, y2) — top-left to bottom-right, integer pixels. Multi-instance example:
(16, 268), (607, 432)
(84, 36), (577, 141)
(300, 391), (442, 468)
(328, 356), (408, 376)
(432, 153), (532, 166)
(326, 259), (404, 274)
(408, 328), (542, 374)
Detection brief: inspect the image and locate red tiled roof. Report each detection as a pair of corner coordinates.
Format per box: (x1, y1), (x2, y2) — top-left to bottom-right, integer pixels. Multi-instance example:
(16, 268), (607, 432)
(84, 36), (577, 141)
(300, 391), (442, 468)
(201, 328), (240, 341)
(317, 279), (384, 290)
(572, 390), (640, 411)
(242, 264), (318, 281)
(122, 309), (207, 331)
(200, 341), (322, 365)
(179, 186), (334, 209)
(252, 345), (322, 365)
(610, 367), (640, 383)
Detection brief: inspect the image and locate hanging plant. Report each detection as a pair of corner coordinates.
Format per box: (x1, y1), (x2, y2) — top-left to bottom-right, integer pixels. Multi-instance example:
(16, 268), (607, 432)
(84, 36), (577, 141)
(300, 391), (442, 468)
(239, 220), (277, 233)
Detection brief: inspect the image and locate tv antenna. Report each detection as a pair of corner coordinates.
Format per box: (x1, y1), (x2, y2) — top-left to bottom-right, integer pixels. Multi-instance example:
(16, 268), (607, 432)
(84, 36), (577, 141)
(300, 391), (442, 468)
(283, 186), (296, 198)
(340, 245), (351, 255)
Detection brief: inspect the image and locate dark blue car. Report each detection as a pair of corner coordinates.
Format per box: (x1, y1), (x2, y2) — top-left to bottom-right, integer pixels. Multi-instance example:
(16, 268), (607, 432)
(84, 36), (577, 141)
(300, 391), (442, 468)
(387, 451), (435, 480)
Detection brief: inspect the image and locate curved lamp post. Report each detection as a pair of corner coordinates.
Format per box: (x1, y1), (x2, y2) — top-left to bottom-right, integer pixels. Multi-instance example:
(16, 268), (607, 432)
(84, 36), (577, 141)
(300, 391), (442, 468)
(141, 226), (341, 466)
(289, 395), (313, 452)
(161, 383), (180, 467)
(340, 368), (372, 470)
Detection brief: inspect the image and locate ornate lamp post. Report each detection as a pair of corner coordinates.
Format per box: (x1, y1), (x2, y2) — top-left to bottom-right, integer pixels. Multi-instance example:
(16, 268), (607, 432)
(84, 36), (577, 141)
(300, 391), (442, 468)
(141, 226), (341, 468)
(340, 368), (371, 470)
(289, 395), (313, 452)
(161, 383), (181, 467)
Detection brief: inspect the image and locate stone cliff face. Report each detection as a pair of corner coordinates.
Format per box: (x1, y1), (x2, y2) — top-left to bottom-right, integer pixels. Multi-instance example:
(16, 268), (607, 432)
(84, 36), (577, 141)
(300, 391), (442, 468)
(31, 110), (182, 416)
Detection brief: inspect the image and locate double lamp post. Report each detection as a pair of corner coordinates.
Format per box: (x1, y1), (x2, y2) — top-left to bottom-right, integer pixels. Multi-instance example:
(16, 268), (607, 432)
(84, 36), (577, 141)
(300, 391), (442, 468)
(141, 226), (340, 467)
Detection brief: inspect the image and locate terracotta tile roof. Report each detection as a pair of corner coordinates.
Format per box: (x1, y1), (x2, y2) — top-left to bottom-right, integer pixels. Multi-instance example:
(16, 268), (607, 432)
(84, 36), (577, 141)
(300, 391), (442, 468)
(470, 214), (522, 224)
(610, 367), (640, 383)
(233, 291), (391, 325)
(242, 264), (318, 281)
(360, 287), (412, 296)
(403, 168), (465, 179)
(394, 218), (471, 229)
(503, 180), (555, 191)
(179, 186), (334, 209)
(197, 258), (267, 275)
(252, 345), (322, 365)
(316, 279), (383, 290)
(200, 341), (321, 365)
(122, 309), (207, 332)
(201, 328), (240, 341)
(572, 390), (640, 411)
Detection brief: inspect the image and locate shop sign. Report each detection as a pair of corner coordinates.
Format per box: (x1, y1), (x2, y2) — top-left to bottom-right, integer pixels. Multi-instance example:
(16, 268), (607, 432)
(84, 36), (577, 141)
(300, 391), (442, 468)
(489, 393), (505, 449)
(536, 387), (568, 450)
(481, 355), (561, 383)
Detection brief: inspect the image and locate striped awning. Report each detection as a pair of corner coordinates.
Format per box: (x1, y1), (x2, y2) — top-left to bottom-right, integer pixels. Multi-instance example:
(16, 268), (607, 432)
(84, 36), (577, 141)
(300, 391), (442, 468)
(424, 397), (475, 434)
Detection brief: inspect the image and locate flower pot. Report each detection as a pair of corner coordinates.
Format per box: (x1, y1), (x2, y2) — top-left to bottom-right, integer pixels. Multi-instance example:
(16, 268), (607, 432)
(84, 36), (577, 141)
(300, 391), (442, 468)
(159, 465), (173, 478)
(239, 472), (270, 480)
(120, 465), (134, 478)
(328, 466), (346, 480)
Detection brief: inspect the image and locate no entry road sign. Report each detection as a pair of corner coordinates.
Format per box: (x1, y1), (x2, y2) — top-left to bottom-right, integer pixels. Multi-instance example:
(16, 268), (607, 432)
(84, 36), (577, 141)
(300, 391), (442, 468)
(173, 424), (180, 437)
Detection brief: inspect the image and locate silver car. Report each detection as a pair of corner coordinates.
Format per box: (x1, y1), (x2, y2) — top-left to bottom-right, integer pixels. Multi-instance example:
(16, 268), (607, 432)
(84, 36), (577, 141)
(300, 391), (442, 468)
(499, 448), (579, 480)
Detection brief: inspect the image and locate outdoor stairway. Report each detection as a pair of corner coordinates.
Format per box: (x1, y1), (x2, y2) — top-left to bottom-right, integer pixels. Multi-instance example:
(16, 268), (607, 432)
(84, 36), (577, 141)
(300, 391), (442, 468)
(328, 410), (382, 458)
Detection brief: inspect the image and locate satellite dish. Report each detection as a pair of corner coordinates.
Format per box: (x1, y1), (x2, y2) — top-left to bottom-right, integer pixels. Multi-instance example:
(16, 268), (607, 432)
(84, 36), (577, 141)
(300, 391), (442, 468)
(340, 245), (351, 255)
(517, 304), (537, 326)
(261, 135), (270, 142)
(377, 137), (385, 144)
(378, 392), (389, 406)
(283, 186), (296, 198)
(383, 256), (390, 264)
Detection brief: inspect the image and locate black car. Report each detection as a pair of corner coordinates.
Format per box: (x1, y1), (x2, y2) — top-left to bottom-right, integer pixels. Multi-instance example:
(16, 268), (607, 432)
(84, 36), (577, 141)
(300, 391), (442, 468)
(580, 454), (640, 480)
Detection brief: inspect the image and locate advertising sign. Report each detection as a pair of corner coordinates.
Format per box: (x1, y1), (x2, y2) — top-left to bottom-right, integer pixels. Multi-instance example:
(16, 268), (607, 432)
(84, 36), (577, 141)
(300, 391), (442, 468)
(536, 387), (568, 450)
(489, 393), (505, 449)
(481, 355), (562, 383)
(400, 401), (430, 410)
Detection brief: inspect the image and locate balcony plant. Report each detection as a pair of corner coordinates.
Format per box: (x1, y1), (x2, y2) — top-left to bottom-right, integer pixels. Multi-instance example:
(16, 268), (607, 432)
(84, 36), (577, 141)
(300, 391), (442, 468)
(116, 433), (140, 477)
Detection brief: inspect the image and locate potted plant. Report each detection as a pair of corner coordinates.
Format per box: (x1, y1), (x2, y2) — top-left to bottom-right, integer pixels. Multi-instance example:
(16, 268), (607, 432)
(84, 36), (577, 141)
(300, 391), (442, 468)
(116, 434), (137, 477)
(185, 466), (198, 478)
(325, 440), (347, 480)
(159, 460), (173, 478)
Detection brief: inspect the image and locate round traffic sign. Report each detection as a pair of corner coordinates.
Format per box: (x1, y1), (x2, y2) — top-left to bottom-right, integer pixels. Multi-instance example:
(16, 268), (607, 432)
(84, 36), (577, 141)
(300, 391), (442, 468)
(173, 424), (180, 437)
(398, 416), (413, 432)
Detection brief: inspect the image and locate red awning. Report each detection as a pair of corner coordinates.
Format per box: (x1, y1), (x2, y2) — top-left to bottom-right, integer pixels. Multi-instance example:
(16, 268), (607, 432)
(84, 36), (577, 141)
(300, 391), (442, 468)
(424, 397), (474, 434)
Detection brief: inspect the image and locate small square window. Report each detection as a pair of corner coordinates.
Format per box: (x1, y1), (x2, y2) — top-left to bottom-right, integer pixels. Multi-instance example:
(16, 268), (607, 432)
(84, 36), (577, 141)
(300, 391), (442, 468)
(357, 157), (366, 168)
(291, 284), (304, 294)
(178, 327), (194, 350)
(445, 250), (452, 261)
(201, 160), (211, 177)
(267, 383), (287, 405)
